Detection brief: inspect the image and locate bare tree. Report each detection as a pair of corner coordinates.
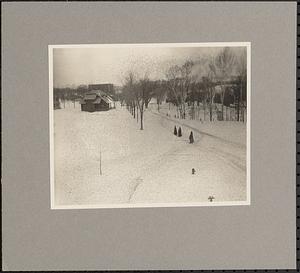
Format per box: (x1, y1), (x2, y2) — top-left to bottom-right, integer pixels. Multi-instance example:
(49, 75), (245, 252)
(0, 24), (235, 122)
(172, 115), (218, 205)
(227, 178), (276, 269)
(193, 81), (209, 121)
(198, 57), (217, 122)
(134, 74), (153, 130)
(236, 48), (247, 122)
(122, 71), (137, 117)
(211, 47), (236, 121)
(190, 57), (210, 121)
(122, 67), (158, 130)
(165, 65), (181, 117)
(165, 61), (194, 119)
(153, 80), (167, 112)
(202, 75), (215, 122)
(178, 60), (194, 119)
(144, 80), (156, 109)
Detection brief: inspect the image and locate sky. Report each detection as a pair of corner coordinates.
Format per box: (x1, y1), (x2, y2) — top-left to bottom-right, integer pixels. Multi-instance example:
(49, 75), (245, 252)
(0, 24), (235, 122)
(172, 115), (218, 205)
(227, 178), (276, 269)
(52, 45), (246, 88)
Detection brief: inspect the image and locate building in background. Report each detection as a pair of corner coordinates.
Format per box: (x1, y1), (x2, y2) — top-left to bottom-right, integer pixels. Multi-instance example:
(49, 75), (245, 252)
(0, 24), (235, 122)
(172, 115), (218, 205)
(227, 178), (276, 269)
(88, 83), (115, 98)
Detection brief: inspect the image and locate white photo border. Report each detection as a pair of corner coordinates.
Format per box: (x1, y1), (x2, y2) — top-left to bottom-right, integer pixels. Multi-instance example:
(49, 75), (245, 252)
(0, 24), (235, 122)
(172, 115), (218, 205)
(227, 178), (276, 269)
(48, 42), (251, 210)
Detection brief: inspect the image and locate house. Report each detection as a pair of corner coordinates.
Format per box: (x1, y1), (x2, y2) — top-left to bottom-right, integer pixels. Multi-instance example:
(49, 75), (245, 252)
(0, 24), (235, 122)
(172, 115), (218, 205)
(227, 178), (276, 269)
(79, 90), (115, 112)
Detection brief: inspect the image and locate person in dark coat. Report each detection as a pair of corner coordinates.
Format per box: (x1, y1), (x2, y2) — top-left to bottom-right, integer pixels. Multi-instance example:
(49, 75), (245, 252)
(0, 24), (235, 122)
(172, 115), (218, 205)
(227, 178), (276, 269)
(189, 131), (194, 143)
(174, 126), (177, 136)
(178, 127), (182, 137)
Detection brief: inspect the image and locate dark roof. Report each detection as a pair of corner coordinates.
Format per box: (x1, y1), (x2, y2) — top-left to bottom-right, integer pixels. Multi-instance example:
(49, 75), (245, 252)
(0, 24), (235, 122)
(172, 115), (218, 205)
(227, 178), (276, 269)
(84, 93), (97, 100)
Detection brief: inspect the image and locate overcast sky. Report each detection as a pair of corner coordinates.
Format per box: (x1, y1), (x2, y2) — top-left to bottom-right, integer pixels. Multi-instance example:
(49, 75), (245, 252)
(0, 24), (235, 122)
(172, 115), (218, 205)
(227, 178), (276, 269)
(52, 45), (246, 88)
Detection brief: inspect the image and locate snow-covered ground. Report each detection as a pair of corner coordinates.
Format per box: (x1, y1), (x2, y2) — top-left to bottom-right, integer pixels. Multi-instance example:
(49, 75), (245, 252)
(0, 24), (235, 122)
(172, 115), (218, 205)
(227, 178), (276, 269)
(53, 101), (247, 207)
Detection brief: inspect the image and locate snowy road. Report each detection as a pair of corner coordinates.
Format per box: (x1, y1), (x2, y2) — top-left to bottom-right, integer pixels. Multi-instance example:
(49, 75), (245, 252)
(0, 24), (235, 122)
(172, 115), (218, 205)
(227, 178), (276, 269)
(53, 102), (247, 207)
(148, 110), (246, 172)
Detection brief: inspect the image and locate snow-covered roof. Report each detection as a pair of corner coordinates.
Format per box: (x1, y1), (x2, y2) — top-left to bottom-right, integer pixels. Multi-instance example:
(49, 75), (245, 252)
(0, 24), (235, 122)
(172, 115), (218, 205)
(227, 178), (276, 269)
(106, 95), (114, 101)
(101, 96), (110, 104)
(92, 97), (102, 104)
(81, 90), (114, 104)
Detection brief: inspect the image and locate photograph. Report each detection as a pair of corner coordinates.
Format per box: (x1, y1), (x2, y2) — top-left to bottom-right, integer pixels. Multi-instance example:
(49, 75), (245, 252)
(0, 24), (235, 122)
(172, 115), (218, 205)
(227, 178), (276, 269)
(49, 42), (250, 209)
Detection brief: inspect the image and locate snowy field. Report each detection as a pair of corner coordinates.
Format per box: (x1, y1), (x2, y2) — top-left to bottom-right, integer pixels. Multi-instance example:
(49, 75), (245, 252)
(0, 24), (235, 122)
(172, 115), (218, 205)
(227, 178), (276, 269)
(53, 101), (247, 207)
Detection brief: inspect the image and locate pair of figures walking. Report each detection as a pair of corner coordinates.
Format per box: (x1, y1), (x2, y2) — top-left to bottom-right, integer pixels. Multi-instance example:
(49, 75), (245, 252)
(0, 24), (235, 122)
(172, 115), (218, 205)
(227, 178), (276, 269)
(174, 126), (182, 137)
(174, 126), (194, 143)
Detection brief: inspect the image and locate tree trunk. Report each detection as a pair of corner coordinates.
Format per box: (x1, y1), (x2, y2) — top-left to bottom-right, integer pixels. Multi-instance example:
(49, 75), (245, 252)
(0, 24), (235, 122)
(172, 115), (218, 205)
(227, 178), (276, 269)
(241, 80), (245, 123)
(145, 102), (149, 109)
(237, 100), (240, 122)
(220, 85), (226, 121)
(238, 81), (243, 121)
(221, 104), (224, 121)
(210, 104), (212, 121)
(193, 102), (195, 120)
(241, 104), (245, 123)
(140, 109), (144, 130)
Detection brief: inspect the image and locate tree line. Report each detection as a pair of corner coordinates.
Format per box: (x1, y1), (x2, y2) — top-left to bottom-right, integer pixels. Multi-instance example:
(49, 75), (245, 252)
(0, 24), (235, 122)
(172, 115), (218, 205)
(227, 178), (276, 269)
(53, 85), (88, 103)
(121, 47), (247, 130)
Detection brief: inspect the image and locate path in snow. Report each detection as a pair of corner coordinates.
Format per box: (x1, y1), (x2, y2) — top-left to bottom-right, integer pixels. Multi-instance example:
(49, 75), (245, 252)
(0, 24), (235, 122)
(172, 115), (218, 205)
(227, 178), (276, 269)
(148, 109), (246, 172)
